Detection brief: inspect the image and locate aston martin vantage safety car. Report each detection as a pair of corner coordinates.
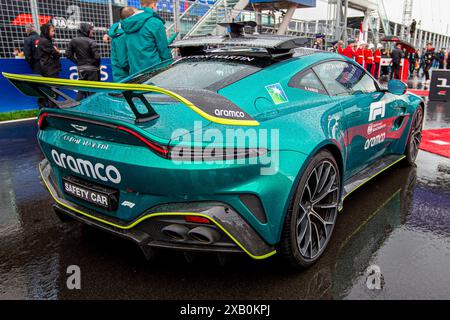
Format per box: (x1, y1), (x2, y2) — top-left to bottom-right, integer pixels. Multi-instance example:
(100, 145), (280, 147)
(4, 28), (424, 268)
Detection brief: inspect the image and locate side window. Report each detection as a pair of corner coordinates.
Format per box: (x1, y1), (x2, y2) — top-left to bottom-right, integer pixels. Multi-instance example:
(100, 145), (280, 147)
(313, 61), (353, 96)
(289, 69), (327, 95)
(314, 61), (379, 96)
(352, 72), (378, 94)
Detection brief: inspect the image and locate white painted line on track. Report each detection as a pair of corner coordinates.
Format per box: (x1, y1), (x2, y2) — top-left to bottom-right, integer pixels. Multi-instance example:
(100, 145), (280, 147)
(0, 117), (37, 125)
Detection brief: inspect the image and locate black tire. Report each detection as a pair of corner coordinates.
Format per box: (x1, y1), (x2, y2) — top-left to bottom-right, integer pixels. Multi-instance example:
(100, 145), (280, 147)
(404, 106), (424, 166)
(279, 150), (341, 269)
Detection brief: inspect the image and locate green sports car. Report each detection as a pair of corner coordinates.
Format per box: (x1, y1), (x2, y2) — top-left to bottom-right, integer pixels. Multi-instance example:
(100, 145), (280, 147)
(4, 33), (424, 268)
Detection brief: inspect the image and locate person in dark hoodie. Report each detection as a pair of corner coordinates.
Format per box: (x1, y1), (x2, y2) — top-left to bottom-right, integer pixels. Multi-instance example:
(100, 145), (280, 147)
(37, 23), (61, 78)
(66, 23), (101, 100)
(120, 6), (172, 75)
(390, 43), (404, 80)
(423, 43), (435, 85)
(22, 23), (41, 74)
(37, 23), (61, 108)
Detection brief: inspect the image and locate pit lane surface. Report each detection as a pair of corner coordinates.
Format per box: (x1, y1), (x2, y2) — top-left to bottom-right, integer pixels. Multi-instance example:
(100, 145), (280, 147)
(0, 101), (449, 300)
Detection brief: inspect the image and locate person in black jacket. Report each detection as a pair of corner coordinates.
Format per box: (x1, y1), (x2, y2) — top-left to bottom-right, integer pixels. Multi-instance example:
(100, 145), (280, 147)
(37, 24), (61, 108)
(410, 19), (417, 38)
(390, 43), (404, 80)
(37, 24), (61, 78)
(447, 52), (450, 70)
(22, 23), (41, 74)
(423, 43), (435, 85)
(65, 23), (101, 100)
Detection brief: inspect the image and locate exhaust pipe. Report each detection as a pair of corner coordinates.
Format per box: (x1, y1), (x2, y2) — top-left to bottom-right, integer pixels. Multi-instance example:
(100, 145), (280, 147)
(188, 226), (221, 244)
(161, 224), (189, 241)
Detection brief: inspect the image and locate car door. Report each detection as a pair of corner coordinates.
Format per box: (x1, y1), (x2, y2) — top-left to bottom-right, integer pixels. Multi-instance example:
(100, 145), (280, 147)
(344, 64), (408, 166)
(313, 61), (392, 178)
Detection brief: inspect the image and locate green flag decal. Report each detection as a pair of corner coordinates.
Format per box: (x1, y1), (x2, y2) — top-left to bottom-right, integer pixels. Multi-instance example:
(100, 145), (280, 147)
(265, 83), (289, 105)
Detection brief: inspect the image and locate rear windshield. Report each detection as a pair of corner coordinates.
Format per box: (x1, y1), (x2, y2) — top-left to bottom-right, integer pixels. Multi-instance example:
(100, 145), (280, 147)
(145, 61), (251, 89)
(128, 56), (268, 90)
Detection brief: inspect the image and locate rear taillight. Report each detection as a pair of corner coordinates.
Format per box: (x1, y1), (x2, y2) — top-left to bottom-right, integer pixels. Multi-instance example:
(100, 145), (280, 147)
(37, 113), (169, 158)
(117, 126), (169, 158)
(38, 112), (49, 129)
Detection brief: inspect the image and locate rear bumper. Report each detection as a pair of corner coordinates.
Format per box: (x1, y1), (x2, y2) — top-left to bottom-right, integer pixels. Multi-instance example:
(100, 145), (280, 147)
(40, 159), (276, 260)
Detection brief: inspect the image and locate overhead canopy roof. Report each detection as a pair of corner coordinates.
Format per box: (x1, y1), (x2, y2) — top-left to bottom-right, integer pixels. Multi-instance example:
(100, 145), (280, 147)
(382, 36), (416, 54)
(172, 22), (312, 59)
(249, 0), (316, 10)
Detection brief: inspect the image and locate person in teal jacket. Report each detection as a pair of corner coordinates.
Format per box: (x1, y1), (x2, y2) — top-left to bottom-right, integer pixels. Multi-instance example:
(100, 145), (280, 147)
(120, 6), (172, 76)
(107, 22), (129, 82)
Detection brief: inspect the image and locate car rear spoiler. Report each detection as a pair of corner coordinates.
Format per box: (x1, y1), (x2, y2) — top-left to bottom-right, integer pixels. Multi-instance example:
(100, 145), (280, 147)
(2, 72), (259, 127)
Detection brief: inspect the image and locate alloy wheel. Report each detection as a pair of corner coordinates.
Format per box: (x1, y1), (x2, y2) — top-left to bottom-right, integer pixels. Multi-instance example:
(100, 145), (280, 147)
(409, 108), (424, 162)
(296, 160), (339, 260)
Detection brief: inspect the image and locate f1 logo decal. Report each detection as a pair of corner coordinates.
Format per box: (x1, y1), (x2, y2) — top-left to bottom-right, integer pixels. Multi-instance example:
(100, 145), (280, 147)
(437, 78), (450, 88)
(121, 201), (136, 209)
(369, 102), (386, 122)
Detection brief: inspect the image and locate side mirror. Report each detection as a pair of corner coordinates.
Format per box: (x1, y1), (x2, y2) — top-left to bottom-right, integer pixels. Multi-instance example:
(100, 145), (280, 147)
(388, 80), (408, 95)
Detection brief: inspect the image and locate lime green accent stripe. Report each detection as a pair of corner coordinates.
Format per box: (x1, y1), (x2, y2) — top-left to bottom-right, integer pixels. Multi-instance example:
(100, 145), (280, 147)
(343, 156), (406, 201)
(39, 165), (276, 260)
(3, 73), (259, 127)
(339, 189), (402, 250)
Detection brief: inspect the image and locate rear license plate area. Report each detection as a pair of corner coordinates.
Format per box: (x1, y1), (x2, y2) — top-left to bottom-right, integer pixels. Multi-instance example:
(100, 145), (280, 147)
(62, 176), (119, 211)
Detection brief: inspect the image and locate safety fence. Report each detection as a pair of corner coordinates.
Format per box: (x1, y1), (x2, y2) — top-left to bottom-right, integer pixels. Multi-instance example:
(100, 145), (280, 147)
(0, 0), (115, 58)
(0, 0), (215, 59)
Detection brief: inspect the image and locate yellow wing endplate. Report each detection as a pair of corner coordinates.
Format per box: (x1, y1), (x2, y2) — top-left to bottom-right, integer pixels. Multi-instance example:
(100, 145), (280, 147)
(2, 72), (259, 127)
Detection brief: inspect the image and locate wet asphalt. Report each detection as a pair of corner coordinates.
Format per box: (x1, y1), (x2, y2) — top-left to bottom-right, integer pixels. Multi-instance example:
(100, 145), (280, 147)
(0, 101), (449, 300)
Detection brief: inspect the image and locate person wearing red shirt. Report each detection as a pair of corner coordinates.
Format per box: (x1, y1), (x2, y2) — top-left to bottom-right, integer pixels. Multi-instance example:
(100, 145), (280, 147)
(342, 40), (356, 60)
(364, 43), (375, 75)
(336, 40), (345, 55)
(356, 43), (365, 66)
(374, 44), (383, 79)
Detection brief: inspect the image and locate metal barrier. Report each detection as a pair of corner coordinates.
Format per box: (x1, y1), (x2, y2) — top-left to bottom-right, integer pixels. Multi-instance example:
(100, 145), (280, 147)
(0, 0), (114, 58)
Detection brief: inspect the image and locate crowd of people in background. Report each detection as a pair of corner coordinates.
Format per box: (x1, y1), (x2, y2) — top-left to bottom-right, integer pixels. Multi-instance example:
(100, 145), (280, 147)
(328, 35), (448, 86)
(408, 44), (450, 84)
(331, 38), (386, 80)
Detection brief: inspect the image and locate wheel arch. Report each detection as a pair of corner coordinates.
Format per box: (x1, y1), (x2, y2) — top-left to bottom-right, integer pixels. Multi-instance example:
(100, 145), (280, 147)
(418, 101), (425, 112)
(277, 141), (345, 243)
(321, 143), (344, 181)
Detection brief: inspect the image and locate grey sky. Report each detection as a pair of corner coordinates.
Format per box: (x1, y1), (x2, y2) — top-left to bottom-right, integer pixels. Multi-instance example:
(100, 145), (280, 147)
(295, 0), (449, 35)
(384, 0), (450, 34)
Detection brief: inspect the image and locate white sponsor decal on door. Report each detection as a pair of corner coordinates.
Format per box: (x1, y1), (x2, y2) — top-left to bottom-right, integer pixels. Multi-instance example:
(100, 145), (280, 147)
(369, 101), (386, 122)
(365, 133), (386, 150)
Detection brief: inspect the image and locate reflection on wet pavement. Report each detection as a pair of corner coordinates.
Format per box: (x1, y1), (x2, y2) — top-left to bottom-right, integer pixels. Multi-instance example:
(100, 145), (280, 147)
(0, 102), (449, 299)
(425, 101), (450, 130)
